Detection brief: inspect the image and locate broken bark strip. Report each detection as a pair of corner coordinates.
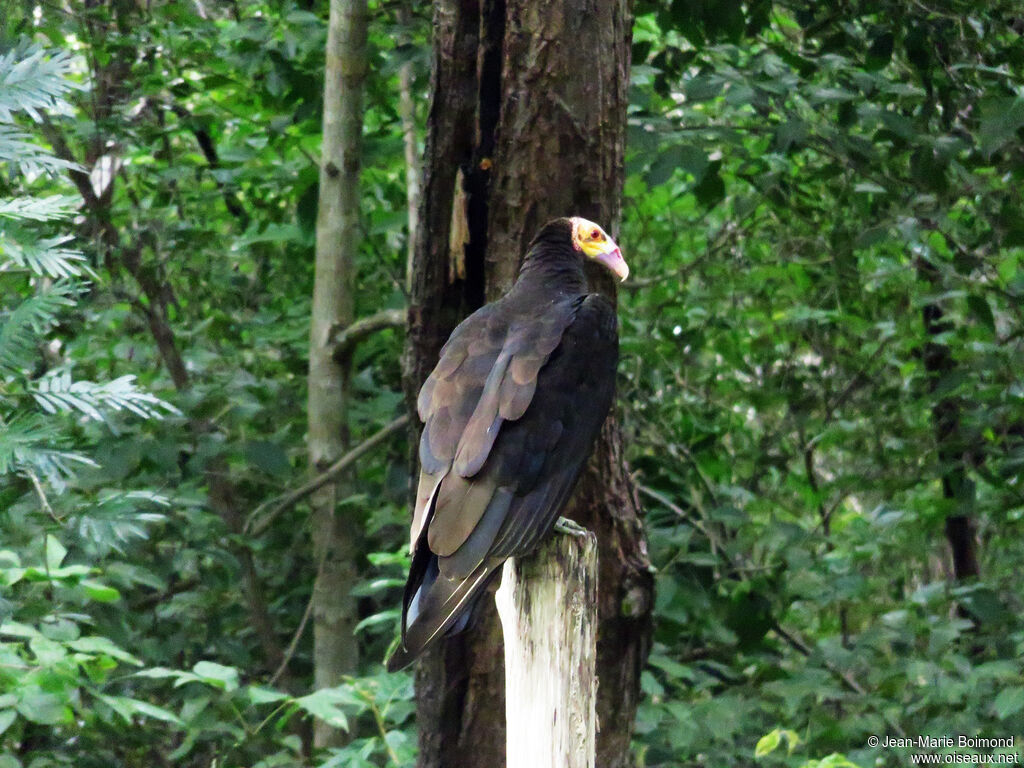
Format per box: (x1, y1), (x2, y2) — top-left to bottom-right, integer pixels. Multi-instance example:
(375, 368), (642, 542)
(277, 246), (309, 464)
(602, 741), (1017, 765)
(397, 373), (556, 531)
(494, 529), (598, 768)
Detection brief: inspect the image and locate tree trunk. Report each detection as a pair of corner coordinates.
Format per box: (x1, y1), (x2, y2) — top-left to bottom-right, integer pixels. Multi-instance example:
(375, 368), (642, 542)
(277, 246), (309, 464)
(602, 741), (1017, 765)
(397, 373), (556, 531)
(917, 258), (981, 582)
(402, 1), (652, 766)
(308, 0), (368, 749)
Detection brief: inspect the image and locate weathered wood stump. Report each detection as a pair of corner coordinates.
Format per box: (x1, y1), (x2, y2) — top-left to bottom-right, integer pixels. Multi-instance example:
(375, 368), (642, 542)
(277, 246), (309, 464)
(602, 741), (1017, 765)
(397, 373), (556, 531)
(494, 524), (598, 768)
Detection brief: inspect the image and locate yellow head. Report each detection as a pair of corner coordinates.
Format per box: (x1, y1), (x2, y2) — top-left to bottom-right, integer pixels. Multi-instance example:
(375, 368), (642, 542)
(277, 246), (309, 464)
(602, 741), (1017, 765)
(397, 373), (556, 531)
(569, 217), (629, 281)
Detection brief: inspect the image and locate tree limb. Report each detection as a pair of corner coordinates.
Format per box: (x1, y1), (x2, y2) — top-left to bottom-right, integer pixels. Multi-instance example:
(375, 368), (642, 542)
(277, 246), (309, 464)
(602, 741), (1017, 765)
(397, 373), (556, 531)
(330, 308), (406, 360)
(245, 413), (410, 536)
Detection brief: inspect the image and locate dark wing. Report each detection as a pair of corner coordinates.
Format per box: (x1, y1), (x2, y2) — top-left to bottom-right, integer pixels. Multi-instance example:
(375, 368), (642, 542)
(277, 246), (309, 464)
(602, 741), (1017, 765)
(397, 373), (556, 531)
(409, 294), (578, 549)
(387, 294), (617, 671)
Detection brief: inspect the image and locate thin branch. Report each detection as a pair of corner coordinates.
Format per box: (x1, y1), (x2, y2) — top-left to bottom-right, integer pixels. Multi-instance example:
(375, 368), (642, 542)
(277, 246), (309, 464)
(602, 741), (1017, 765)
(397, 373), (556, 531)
(165, 100), (250, 227)
(330, 308), (405, 359)
(769, 623), (906, 738)
(802, 442), (829, 535)
(635, 482), (690, 521)
(822, 335), (894, 421)
(268, 547), (326, 687)
(27, 470), (61, 524)
(669, 442), (720, 507)
(246, 413), (410, 536)
(636, 481), (727, 577)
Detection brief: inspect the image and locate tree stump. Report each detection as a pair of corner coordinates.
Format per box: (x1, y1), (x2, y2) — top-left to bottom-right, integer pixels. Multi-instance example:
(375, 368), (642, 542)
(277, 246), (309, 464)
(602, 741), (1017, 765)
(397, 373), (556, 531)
(494, 526), (598, 768)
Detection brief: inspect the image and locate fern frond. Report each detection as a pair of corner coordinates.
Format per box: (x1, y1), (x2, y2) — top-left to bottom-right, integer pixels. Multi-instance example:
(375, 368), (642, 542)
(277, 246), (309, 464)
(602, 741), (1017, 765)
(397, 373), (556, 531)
(0, 414), (95, 492)
(0, 231), (90, 278)
(22, 447), (95, 492)
(72, 490), (170, 555)
(31, 371), (181, 422)
(0, 46), (81, 123)
(0, 125), (81, 176)
(0, 414), (52, 474)
(0, 195), (79, 222)
(0, 281), (78, 374)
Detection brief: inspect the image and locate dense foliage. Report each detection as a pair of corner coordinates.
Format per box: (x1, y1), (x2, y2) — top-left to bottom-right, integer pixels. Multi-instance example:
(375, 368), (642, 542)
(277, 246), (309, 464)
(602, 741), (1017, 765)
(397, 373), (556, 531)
(1, 1), (1021, 767)
(626, 2), (1024, 765)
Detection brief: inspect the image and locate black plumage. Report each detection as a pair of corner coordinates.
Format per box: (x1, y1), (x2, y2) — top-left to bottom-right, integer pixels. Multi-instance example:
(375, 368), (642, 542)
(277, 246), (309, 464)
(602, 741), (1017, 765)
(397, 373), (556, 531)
(387, 216), (626, 671)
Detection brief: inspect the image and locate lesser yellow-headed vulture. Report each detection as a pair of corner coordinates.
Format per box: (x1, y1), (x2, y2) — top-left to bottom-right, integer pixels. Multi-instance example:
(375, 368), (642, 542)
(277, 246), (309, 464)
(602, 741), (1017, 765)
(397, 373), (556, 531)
(387, 216), (628, 671)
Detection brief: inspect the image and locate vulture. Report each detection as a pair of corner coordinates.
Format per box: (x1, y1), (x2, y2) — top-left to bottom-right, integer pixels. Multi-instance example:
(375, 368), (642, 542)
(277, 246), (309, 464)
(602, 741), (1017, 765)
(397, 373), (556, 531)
(386, 216), (628, 671)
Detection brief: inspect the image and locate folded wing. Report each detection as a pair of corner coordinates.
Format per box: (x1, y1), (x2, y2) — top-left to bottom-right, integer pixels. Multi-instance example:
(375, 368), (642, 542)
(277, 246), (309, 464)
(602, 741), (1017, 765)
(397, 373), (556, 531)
(388, 293), (617, 670)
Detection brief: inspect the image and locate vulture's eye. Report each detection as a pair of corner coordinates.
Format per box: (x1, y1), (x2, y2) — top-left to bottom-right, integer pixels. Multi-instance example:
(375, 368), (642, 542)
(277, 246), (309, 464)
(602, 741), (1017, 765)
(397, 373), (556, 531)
(591, 229), (601, 240)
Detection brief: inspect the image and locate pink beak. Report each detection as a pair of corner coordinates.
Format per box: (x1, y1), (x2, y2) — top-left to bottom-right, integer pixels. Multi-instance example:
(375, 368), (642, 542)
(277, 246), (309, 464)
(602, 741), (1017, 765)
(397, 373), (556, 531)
(595, 246), (629, 282)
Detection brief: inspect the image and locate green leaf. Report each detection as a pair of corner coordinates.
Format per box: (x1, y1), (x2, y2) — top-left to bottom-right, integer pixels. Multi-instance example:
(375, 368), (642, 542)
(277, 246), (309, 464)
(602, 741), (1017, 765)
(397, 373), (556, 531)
(16, 692), (71, 725)
(693, 161), (725, 208)
(118, 698), (184, 726)
(854, 182), (886, 194)
(295, 688), (351, 731)
(997, 254), (1019, 283)
(134, 667), (194, 682)
(0, 195), (78, 222)
(0, 281), (77, 375)
(685, 74), (724, 101)
(80, 579), (121, 603)
(243, 441), (291, 477)
(351, 578), (405, 597)
(0, 710), (15, 737)
(95, 693), (184, 726)
(755, 728), (800, 757)
(979, 97), (1024, 157)
(755, 728), (781, 757)
(44, 535), (66, 571)
(992, 687), (1024, 720)
(774, 119), (807, 152)
(806, 755), (862, 768)
(354, 610), (399, 633)
(67, 636), (141, 666)
(247, 686), (290, 705)
(191, 661), (239, 692)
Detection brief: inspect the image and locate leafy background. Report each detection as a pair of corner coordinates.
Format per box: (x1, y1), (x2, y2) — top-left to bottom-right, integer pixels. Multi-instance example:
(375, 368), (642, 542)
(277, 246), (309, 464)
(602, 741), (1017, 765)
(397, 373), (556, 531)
(1, 1), (1022, 767)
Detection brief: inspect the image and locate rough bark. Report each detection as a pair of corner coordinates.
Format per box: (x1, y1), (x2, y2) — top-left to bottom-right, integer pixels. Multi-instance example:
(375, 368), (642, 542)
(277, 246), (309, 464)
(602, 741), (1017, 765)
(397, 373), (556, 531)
(308, 0), (368, 748)
(402, 1), (652, 766)
(494, 529), (598, 768)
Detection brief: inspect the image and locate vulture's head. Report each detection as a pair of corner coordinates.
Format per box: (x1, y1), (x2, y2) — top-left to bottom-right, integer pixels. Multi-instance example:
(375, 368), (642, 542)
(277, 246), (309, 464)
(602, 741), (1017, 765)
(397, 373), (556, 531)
(530, 216), (629, 282)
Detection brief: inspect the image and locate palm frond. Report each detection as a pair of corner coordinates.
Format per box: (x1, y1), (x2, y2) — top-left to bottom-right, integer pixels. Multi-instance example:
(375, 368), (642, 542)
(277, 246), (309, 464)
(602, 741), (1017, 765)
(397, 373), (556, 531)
(0, 281), (78, 374)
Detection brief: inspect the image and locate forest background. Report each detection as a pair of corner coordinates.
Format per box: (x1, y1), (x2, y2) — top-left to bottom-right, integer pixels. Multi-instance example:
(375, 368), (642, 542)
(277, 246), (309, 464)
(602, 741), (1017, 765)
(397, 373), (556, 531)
(1, 1), (1023, 767)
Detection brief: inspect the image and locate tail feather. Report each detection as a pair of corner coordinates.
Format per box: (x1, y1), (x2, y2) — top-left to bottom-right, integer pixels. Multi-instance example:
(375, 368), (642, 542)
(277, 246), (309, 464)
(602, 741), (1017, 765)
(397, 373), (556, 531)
(386, 549), (499, 671)
(386, 468), (503, 672)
